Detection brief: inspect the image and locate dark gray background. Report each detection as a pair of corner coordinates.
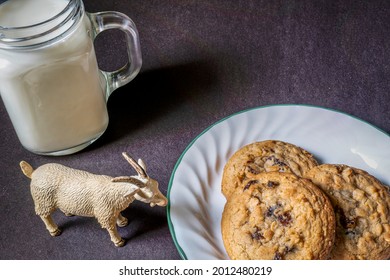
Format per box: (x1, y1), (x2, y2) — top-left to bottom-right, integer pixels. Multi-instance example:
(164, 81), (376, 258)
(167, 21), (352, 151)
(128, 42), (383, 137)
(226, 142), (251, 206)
(0, 0), (389, 259)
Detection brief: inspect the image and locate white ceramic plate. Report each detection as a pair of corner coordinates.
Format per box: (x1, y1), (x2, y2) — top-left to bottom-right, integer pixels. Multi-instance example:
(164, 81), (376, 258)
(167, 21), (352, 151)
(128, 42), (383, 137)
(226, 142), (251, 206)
(167, 104), (390, 260)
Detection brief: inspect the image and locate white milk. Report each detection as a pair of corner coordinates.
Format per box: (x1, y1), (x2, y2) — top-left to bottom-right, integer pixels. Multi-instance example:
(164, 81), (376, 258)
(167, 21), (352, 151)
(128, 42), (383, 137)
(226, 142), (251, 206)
(0, 0), (67, 27)
(0, 0), (108, 154)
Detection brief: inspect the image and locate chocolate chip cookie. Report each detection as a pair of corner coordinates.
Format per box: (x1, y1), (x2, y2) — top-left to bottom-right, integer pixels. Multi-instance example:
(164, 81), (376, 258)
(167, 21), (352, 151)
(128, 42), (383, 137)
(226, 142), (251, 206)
(306, 164), (390, 259)
(222, 140), (318, 198)
(221, 172), (336, 260)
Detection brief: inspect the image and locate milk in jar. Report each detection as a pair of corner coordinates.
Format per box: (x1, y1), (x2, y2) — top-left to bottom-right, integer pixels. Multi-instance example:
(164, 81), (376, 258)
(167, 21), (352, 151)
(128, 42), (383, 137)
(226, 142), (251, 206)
(0, 0), (109, 154)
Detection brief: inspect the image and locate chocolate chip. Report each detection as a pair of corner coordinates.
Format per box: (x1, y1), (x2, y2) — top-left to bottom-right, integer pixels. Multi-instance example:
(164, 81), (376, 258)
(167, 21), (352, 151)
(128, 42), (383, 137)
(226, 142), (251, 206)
(266, 155), (276, 161)
(335, 165), (343, 173)
(265, 203), (282, 217)
(251, 228), (264, 241)
(266, 205), (277, 217)
(267, 181), (279, 188)
(246, 164), (260, 175)
(345, 218), (357, 229)
(273, 246), (295, 260)
(277, 212), (292, 226)
(284, 246), (295, 254)
(273, 251), (282, 260)
(344, 218), (357, 236)
(336, 206), (357, 230)
(266, 156), (287, 167)
(243, 180), (258, 191)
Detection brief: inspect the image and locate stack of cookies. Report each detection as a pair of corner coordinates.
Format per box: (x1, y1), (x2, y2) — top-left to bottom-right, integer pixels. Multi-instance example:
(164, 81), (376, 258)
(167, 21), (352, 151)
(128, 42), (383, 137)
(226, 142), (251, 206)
(221, 140), (390, 260)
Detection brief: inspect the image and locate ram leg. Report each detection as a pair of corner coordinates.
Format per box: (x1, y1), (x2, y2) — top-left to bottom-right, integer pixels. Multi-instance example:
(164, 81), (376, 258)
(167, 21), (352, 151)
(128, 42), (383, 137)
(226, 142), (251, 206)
(106, 225), (125, 247)
(39, 215), (61, 236)
(116, 213), (128, 227)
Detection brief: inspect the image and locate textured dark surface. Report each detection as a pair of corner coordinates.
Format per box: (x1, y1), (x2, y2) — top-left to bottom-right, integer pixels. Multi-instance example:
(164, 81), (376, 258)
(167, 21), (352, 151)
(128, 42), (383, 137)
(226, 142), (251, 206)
(0, 0), (389, 260)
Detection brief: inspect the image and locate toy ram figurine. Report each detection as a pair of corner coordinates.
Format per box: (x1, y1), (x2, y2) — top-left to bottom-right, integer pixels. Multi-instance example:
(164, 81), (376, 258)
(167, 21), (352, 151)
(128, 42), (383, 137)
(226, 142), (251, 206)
(19, 152), (168, 247)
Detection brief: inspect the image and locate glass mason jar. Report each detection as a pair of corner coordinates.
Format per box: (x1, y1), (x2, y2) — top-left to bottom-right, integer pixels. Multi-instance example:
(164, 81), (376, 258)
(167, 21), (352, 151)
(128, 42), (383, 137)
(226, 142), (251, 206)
(0, 0), (142, 155)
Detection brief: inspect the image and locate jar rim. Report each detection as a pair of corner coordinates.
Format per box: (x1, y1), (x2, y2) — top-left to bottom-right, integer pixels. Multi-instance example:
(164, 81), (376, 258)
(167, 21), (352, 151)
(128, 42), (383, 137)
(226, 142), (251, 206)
(0, 0), (83, 49)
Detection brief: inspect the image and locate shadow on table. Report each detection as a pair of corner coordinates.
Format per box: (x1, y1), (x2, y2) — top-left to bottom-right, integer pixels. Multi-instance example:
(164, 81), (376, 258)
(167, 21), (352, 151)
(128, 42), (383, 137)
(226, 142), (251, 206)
(45, 205), (166, 247)
(88, 59), (218, 150)
(120, 204), (167, 241)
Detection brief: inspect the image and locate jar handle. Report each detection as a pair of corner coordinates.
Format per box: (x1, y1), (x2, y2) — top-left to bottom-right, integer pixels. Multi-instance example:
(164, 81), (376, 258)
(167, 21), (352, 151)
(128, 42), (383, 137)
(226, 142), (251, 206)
(87, 11), (142, 99)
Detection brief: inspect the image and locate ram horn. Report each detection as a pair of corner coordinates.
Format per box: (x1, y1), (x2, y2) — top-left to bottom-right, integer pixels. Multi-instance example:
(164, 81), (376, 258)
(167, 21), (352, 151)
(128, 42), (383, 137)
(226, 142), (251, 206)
(122, 152), (147, 178)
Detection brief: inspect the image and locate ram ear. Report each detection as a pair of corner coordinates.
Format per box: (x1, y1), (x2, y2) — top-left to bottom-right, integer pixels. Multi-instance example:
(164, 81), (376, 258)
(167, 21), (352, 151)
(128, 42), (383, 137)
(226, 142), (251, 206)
(137, 159), (147, 173)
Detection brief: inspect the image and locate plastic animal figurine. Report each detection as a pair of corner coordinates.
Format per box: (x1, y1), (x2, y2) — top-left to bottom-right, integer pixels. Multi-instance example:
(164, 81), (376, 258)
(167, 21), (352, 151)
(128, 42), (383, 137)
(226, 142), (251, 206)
(19, 152), (168, 247)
